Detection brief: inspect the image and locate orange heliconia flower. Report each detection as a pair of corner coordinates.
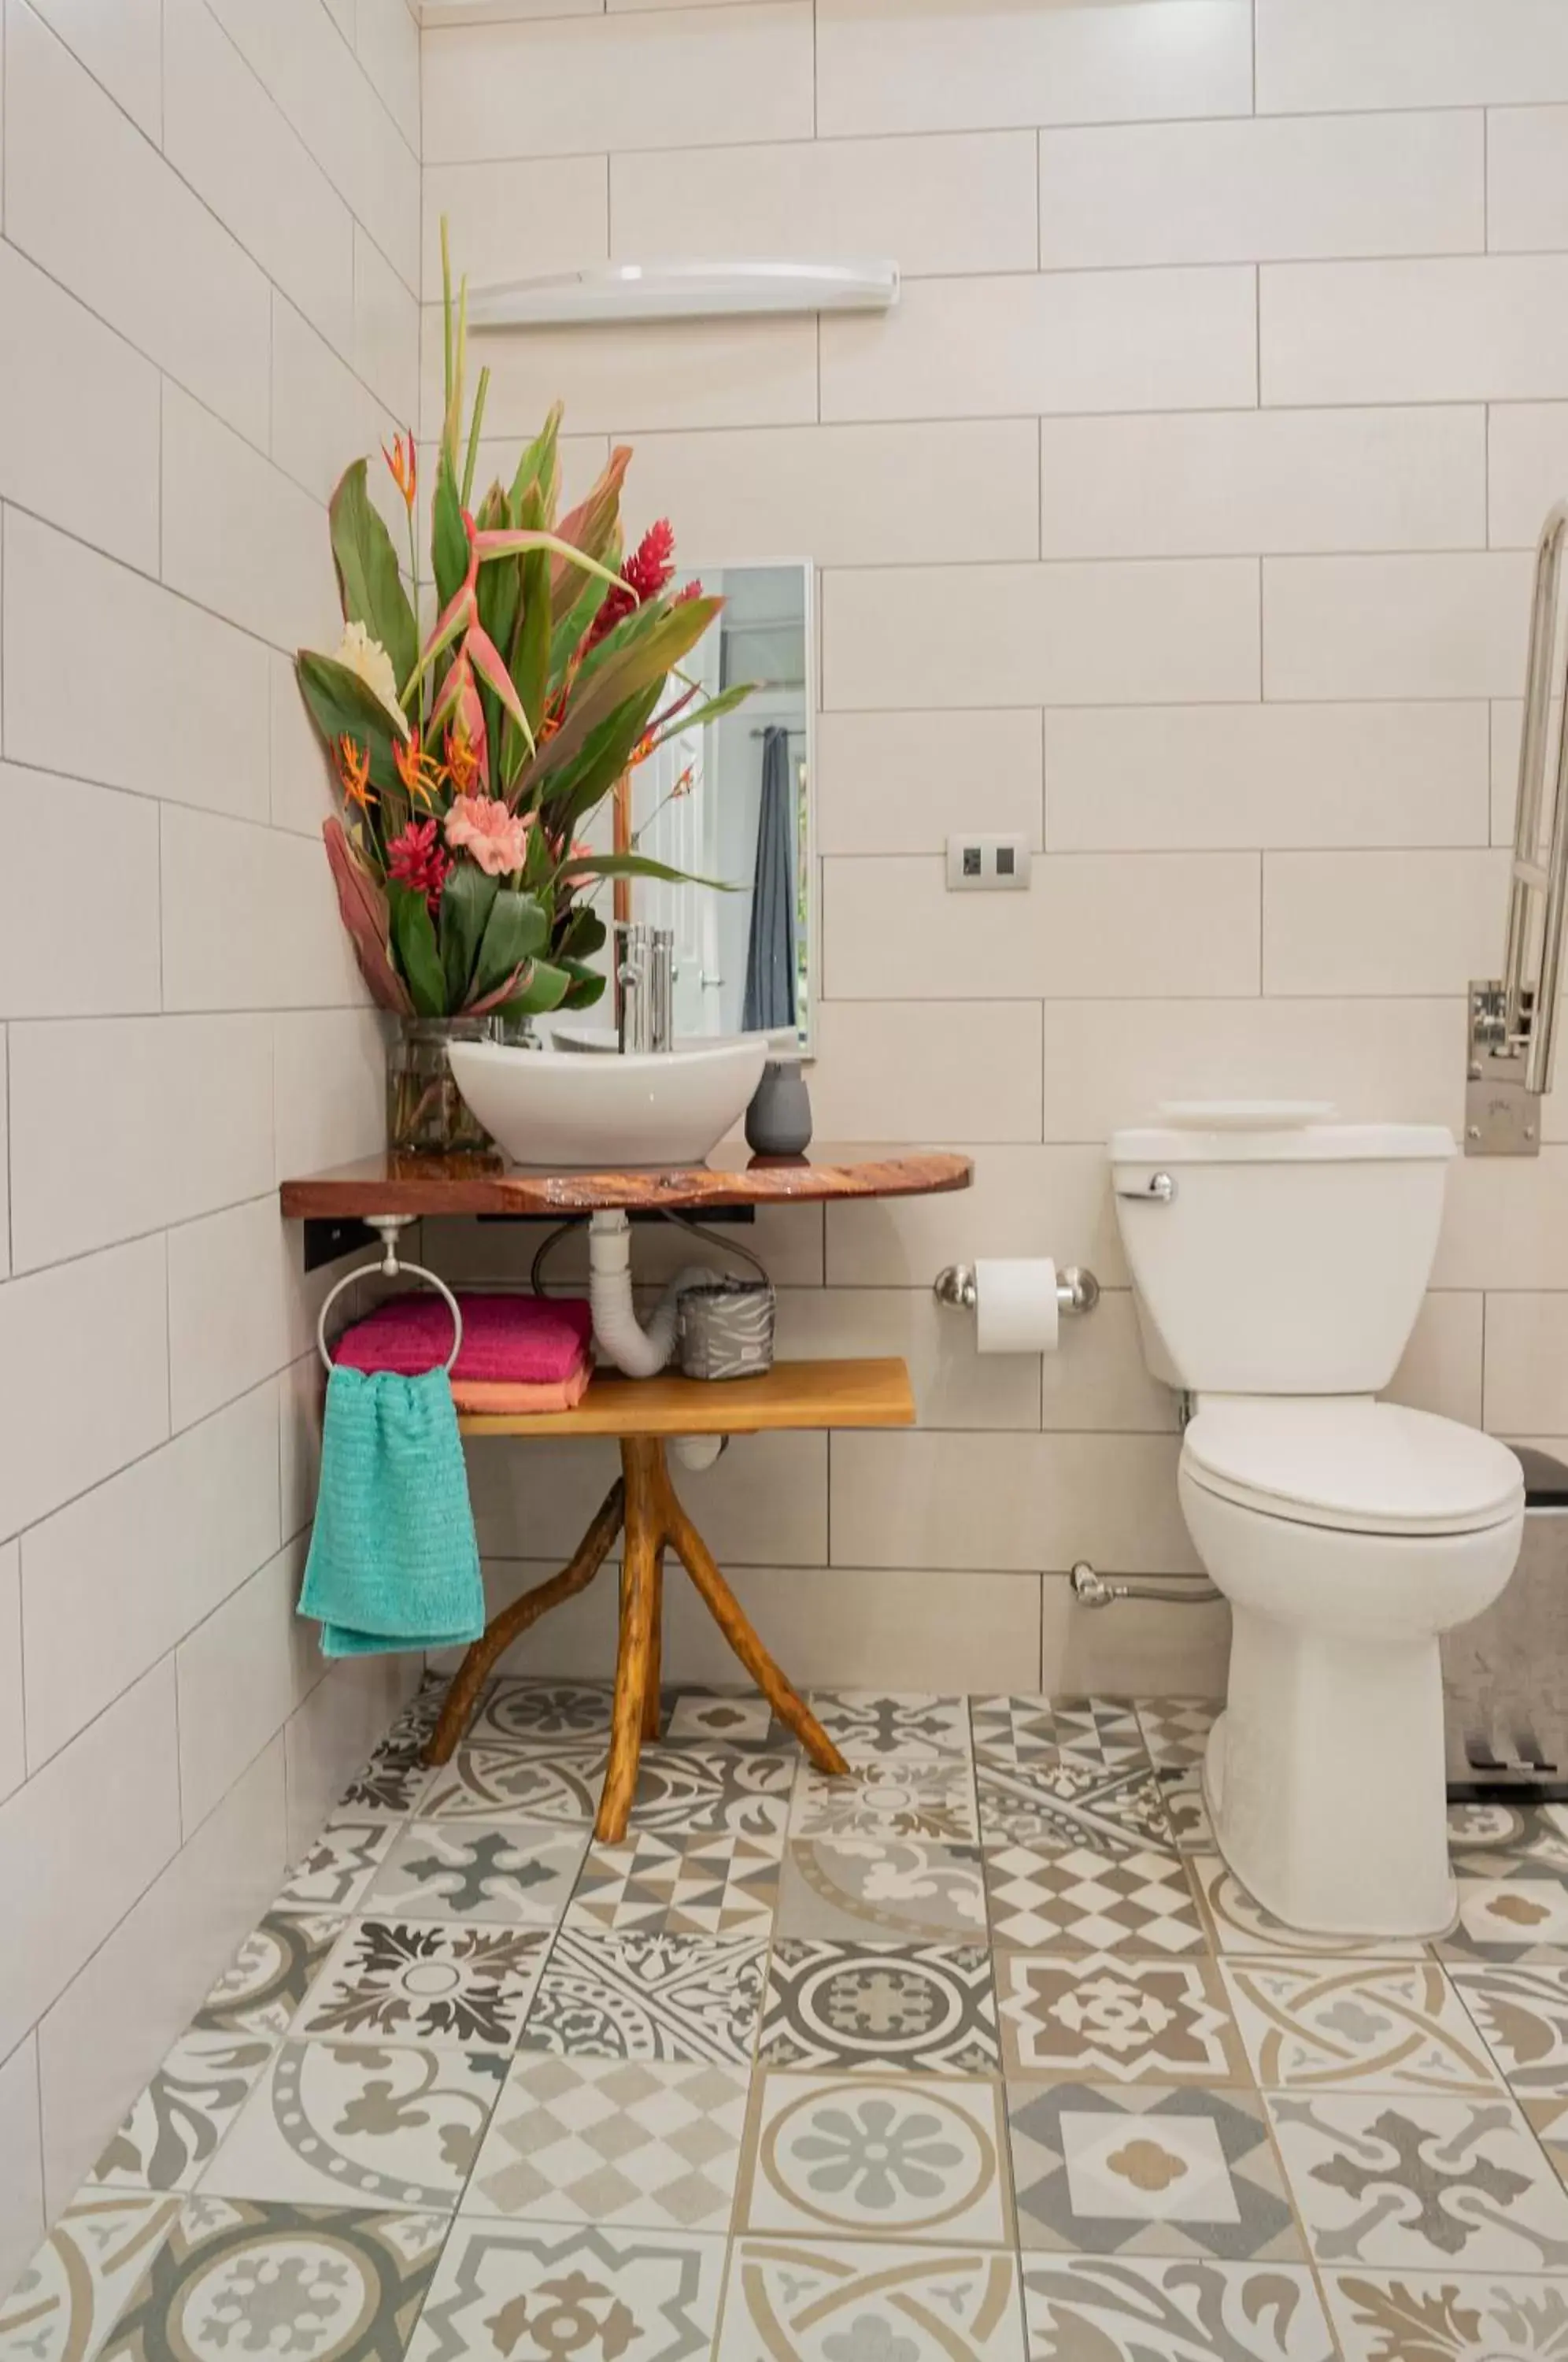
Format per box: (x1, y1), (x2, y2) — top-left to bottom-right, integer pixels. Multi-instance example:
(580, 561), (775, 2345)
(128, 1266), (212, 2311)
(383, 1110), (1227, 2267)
(444, 717), (481, 794)
(382, 431), (416, 512)
(394, 727), (441, 809)
(335, 735), (375, 810)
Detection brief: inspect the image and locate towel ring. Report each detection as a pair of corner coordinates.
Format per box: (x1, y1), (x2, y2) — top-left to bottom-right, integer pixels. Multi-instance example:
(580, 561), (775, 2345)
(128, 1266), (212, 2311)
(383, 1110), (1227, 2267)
(316, 1219), (464, 1378)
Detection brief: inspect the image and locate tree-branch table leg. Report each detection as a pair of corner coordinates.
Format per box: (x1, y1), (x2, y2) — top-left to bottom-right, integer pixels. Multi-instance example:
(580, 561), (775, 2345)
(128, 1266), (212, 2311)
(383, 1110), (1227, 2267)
(643, 1546), (665, 1742)
(597, 1438), (664, 1839)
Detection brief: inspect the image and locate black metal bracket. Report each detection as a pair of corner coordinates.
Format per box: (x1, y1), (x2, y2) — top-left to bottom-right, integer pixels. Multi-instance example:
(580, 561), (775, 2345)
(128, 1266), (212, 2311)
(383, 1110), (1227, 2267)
(302, 1216), (378, 1273)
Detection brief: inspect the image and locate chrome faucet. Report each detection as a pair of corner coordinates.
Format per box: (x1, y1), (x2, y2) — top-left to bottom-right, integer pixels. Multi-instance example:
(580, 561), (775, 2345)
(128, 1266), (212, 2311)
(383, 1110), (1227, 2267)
(615, 922), (674, 1054)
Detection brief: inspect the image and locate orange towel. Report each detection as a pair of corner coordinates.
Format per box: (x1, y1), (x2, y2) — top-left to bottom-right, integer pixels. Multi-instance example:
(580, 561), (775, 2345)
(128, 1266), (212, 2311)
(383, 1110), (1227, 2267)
(451, 1360), (594, 1416)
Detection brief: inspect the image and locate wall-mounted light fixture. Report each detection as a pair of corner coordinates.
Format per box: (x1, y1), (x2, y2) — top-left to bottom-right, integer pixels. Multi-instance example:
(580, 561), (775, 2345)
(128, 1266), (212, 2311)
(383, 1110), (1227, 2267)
(464, 260), (900, 331)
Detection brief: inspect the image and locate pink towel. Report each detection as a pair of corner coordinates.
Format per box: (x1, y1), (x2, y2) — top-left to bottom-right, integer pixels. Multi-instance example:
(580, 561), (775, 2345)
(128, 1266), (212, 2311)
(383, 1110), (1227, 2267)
(333, 1291), (594, 1383)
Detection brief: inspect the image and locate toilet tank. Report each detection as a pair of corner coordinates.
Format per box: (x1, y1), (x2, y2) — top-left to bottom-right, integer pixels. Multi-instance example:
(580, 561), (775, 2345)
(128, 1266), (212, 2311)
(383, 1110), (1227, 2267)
(1109, 1118), (1455, 1394)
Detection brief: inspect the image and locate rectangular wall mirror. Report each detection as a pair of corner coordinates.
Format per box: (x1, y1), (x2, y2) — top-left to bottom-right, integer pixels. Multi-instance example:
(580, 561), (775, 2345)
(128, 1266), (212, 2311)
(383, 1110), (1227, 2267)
(622, 561), (815, 1055)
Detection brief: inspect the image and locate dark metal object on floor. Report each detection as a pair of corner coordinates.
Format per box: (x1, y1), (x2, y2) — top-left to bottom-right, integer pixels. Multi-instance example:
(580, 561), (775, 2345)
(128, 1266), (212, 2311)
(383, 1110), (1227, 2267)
(1444, 1445), (1568, 1801)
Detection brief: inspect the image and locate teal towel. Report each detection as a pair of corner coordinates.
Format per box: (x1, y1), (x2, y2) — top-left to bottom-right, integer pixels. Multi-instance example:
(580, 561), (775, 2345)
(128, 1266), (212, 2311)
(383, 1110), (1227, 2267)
(299, 1364), (484, 1659)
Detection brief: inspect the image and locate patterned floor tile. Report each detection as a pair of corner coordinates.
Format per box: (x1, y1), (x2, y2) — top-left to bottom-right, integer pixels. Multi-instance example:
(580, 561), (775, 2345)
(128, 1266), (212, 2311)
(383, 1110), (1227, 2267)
(777, 1838), (988, 1942)
(664, 1691), (778, 1746)
(1324, 2268), (1568, 2360)
(1159, 1766), (1215, 1855)
(977, 1757), (1173, 1857)
(0, 2191), (183, 2362)
(1189, 1857), (1429, 1960)
(418, 1742), (608, 1826)
(1137, 1700), (1220, 1772)
(96, 2197), (447, 2361)
(1449, 1963), (1568, 2094)
(365, 1820), (587, 1927)
(792, 1759), (979, 1844)
(472, 1679), (615, 1745)
(88, 2033), (273, 2192)
(629, 1746), (794, 1840)
(1008, 2082), (1301, 2260)
(296, 1920), (549, 2052)
(985, 1844), (1207, 1956)
(1267, 2091), (1568, 2270)
(194, 1912), (345, 2038)
(1222, 1960), (1505, 2094)
(336, 1728), (431, 1820)
(720, 2241), (1026, 2362)
(811, 1692), (973, 1761)
(1522, 2096), (1568, 2188)
(406, 2222), (725, 2362)
(276, 1819), (398, 1912)
(997, 1954), (1248, 2084)
(1439, 1859), (1568, 1964)
(199, 2041), (507, 2209)
(566, 1829), (779, 1936)
(740, 2071), (1011, 2244)
(972, 1697), (1146, 1767)
(1021, 2258), (1337, 2361)
(1447, 1801), (1568, 1868)
(464, 2054), (749, 2231)
(760, 1939), (999, 2071)
(520, 1928), (767, 2064)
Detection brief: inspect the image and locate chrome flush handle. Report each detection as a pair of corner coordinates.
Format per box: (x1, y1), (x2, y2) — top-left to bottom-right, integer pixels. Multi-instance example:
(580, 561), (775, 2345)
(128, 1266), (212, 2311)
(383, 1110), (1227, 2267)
(1116, 1170), (1177, 1203)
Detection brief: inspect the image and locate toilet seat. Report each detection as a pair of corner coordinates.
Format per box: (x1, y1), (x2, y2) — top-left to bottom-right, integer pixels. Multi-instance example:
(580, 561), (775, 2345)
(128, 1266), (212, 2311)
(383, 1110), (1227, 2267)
(1183, 1398), (1522, 1538)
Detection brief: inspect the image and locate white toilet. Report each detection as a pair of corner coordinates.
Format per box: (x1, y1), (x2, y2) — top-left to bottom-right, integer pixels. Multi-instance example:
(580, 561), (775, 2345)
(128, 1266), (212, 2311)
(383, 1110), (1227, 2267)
(1110, 1109), (1525, 1940)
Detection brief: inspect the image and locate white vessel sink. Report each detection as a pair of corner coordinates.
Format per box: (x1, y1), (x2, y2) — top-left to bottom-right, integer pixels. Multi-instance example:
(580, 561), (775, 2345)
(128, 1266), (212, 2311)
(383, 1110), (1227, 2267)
(448, 1034), (769, 1168)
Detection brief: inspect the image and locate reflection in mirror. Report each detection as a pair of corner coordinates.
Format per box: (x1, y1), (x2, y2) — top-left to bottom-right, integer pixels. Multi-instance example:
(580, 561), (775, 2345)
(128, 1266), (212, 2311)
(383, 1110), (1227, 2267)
(627, 562), (814, 1053)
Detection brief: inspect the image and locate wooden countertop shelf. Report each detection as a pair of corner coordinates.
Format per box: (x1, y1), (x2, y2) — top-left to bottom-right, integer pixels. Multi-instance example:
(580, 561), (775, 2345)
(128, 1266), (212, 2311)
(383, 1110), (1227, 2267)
(457, 1357), (916, 1440)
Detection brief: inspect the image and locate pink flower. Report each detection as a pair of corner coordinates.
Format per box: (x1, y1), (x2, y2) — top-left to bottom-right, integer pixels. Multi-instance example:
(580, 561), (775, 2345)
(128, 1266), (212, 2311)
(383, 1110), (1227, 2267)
(444, 794), (531, 877)
(386, 817), (450, 916)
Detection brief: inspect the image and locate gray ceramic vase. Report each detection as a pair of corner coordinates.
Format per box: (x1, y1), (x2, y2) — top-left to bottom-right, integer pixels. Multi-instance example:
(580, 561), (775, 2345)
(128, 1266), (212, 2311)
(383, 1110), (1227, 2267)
(745, 1055), (813, 1156)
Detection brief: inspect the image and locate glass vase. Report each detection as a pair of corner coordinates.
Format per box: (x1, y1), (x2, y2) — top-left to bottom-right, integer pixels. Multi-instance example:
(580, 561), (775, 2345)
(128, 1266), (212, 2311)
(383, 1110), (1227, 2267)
(386, 1016), (494, 1157)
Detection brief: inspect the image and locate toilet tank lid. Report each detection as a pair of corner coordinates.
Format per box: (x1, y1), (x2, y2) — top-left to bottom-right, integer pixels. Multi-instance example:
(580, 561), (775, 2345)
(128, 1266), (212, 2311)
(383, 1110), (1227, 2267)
(1111, 1120), (1455, 1165)
(1185, 1398), (1523, 1531)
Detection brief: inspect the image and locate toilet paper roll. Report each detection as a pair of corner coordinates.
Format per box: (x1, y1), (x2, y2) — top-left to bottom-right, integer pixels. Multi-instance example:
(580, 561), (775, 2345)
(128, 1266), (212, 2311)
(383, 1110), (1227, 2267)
(974, 1258), (1060, 1355)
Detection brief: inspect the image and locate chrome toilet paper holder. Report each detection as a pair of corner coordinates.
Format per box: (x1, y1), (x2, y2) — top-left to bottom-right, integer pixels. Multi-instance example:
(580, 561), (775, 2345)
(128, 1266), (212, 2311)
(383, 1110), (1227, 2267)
(932, 1262), (1100, 1315)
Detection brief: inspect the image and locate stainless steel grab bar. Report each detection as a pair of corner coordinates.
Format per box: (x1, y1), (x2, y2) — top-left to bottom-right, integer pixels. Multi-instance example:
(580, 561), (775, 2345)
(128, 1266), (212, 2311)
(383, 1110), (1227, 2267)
(1467, 499), (1568, 1154)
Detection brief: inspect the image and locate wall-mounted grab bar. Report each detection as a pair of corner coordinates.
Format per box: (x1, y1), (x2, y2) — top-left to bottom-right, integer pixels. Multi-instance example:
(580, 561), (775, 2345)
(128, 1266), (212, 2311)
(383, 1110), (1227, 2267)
(1468, 499), (1568, 1154)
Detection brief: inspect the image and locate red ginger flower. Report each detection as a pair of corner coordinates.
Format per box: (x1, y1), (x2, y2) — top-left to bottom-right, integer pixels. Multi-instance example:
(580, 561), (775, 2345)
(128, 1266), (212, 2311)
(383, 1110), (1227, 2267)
(588, 519), (679, 648)
(386, 817), (449, 916)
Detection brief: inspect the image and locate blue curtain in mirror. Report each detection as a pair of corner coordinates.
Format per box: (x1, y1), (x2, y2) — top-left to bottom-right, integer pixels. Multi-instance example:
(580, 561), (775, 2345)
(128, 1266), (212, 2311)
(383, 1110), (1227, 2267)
(743, 724), (798, 1034)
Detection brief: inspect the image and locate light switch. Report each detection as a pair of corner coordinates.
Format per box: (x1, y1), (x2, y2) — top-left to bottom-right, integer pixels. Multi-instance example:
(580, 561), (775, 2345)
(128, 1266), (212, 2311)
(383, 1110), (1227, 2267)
(945, 833), (1032, 891)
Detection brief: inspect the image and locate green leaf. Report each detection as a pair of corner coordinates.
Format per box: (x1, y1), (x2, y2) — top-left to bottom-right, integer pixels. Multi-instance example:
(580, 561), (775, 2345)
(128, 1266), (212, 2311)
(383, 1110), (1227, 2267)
(388, 881), (449, 1016)
(438, 864), (498, 1009)
(460, 363), (490, 509)
(509, 402), (562, 527)
(519, 598), (724, 798)
(328, 460), (417, 695)
(472, 887), (549, 1004)
(557, 850), (738, 891)
(557, 904), (607, 960)
(559, 964), (607, 1012)
(431, 448), (468, 614)
(542, 682), (663, 833)
(294, 651), (405, 806)
(499, 956), (572, 1019)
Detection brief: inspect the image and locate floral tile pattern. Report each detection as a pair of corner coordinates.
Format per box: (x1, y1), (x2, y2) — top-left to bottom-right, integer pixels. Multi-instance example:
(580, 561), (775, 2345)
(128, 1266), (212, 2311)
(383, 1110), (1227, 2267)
(276, 1820), (398, 1912)
(629, 1747), (794, 1840)
(1450, 1964), (1568, 2094)
(0, 2192), (183, 2362)
(997, 1954), (1248, 2084)
(777, 1838), (988, 1942)
(199, 2041), (507, 2209)
(1021, 2258), (1337, 2361)
(985, 1844), (1206, 1955)
(719, 2240), (1026, 2362)
(520, 1928), (767, 2064)
(1222, 1960), (1505, 2094)
(406, 2222), (726, 2362)
(1324, 2268), (1568, 2360)
(972, 1697), (1146, 1766)
(419, 1742), (608, 1825)
(1189, 1857), (1428, 1959)
(296, 1920), (549, 2052)
(193, 1911), (345, 2038)
(664, 1692), (778, 1747)
(759, 1939), (999, 2072)
(1439, 1860), (1568, 1964)
(337, 1728), (432, 1820)
(564, 1831), (780, 1936)
(792, 1759), (980, 1844)
(98, 2197), (448, 2361)
(1267, 2092), (1568, 2270)
(740, 2071), (1012, 2245)
(811, 1692), (973, 1761)
(90, 2034), (272, 2192)
(1524, 2094), (1568, 2187)
(473, 1679), (615, 1745)
(1159, 1766), (1215, 1855)
(366, 1820), (587, 1927)
(1007, 2082), (1301, 2261)
(465, 2054), (749, 2232)
(1447, 1801), (1568, 1868)
(977, 1758), (1173, 1856)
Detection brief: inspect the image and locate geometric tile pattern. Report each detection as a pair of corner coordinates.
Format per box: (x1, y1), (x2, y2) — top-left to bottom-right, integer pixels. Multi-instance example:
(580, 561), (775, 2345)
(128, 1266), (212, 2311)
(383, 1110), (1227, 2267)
(1007, 2081), (1301, 2260)
(27, 1683), (1568, 2352)
(465, 2054), (749, 2231)
(985, 1844), (1206, 1954)
(759, 1939), (998, 2071)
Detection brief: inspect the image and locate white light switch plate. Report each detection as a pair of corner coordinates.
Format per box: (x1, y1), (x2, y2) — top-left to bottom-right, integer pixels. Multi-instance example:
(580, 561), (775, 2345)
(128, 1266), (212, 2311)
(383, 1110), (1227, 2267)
(945, 832), (1033, 891)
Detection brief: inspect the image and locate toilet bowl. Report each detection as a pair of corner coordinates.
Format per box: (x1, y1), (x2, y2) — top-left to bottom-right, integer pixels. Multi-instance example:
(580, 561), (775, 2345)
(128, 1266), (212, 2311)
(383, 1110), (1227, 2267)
(1111, 1113), (1525, 1939)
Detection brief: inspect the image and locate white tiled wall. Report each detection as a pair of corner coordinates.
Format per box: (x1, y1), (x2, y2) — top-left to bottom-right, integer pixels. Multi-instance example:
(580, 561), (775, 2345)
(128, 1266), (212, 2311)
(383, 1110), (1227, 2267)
(0, 0), (422, 2294)
(418, 1), (1568, 1723)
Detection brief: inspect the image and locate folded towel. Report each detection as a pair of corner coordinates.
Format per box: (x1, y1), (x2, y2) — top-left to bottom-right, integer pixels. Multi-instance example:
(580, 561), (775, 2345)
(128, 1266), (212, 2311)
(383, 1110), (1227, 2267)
(298, 1364), (484, 1659)
(334, 1290), (593, 1383)
(452, 1362), (593, 1416)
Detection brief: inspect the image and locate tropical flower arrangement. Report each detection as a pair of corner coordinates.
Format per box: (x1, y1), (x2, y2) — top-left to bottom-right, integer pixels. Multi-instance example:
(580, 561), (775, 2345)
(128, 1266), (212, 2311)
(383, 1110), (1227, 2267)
(294, 227), (747, 1061)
